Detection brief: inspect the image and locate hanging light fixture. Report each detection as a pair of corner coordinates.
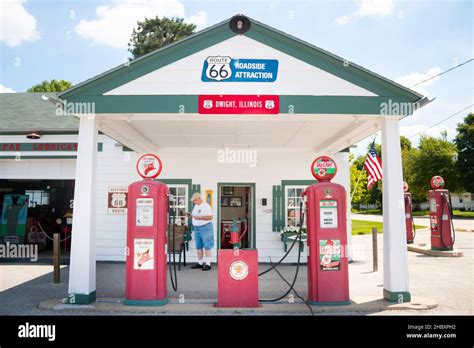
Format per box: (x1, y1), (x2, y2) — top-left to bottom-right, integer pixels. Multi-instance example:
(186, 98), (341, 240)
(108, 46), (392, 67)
(26, 132), (41, 139)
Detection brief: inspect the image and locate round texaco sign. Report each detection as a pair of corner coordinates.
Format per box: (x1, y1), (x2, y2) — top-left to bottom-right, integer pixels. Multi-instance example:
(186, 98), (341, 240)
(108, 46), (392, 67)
(229, 260), (249, 281)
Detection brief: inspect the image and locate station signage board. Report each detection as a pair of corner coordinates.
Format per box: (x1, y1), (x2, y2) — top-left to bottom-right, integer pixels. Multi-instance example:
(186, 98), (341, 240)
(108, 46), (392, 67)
(201, 56), (278, 82)
(198, 95), (279, 114)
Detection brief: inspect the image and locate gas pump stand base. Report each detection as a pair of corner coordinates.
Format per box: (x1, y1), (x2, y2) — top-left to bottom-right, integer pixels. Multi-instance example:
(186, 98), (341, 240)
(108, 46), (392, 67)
(216, 249), (260, 308)
(431, 246), (453, 251)
(308, 300), (352, 306)
(123, 298), (169, 306)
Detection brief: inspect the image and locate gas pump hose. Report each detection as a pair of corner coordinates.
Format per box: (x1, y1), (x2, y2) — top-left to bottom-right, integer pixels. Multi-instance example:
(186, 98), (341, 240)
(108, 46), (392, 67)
(258, 202), (304, 277)
(411, 212), (416, 240)
(259, 202), (304, 302)
(168, 201), (178, 291)
(439, 193), (456, 248)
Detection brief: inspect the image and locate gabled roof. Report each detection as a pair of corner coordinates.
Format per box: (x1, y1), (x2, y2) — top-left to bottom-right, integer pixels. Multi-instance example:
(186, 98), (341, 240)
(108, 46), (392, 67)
(0, 93), (78, 134)
(59, 15), (424, 106)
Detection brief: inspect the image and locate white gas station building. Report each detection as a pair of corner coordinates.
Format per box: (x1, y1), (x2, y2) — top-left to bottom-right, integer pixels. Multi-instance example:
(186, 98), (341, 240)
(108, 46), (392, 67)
(0, 15), (427, 305)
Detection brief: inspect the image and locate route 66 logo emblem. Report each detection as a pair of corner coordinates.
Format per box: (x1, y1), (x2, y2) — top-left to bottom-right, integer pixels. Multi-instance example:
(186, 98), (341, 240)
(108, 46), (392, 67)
(265, 100), (275, 109)
(203, 100), (213, 109)
(205, 56), (232, 81)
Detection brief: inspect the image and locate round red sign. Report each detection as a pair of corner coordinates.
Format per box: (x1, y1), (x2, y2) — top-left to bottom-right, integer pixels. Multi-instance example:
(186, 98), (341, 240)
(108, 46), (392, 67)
(403, 181), (409, 192)
(311, 156), (337, 181)
(430, 176), (445, 189)
(136, 154), (163, 179)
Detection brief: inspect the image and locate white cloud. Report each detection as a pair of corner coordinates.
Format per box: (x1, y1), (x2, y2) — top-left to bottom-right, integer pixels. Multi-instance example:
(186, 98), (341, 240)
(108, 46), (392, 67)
(0, 85), (16, 93)
(336, 0), (394, 25)
(186, 10), (207, 30)
(74, 0), (207, 49)
(0, 0), (40, 47)
(395, 67), (442, 96)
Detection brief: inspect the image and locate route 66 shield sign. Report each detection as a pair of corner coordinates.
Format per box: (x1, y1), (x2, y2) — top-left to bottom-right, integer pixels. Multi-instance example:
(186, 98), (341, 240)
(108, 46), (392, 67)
(204, 56), (232, 81)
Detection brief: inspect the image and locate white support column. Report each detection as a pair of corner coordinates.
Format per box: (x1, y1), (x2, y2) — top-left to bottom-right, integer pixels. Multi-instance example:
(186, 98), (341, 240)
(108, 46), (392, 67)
(67, 115), (98, 304)
(381, 116), (410, 302)
(338, 151), (354, 262)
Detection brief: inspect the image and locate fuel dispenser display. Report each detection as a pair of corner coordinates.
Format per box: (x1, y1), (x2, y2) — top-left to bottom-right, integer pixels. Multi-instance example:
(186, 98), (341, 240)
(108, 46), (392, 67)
(403, 182), (415, 244)
(124, 154), (170, 306)
(303, 156), (350, 305)
(429, 176), (455, 251)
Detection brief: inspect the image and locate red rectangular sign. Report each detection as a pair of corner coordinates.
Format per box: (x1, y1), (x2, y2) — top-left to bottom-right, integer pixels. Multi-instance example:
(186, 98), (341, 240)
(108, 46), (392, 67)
(198, 95), (279, 114)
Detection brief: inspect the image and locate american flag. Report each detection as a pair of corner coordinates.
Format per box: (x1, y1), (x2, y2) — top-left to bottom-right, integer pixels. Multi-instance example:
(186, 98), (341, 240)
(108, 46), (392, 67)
(364, 143), (382, 190)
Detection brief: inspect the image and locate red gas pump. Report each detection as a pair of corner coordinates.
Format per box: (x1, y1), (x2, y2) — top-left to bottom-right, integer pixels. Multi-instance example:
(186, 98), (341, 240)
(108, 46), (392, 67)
(429, 176), (455, 251)
(303, 156), (350, 305)
(124, 154), (169, 306)
(403, 182), (415, 244)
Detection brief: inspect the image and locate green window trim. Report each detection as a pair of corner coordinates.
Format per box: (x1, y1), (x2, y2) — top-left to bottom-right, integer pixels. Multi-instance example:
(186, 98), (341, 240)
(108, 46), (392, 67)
(217, 182), (256, 249)
(272, 179), (317, 232)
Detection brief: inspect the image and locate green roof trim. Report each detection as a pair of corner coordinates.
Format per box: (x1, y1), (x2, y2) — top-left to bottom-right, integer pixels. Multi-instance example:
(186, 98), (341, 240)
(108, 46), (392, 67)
(59, 15), (424, 109)
(63, 95), (416, 115)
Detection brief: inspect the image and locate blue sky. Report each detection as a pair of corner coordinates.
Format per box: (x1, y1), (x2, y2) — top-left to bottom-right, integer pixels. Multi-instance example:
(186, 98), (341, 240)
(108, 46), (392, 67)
(1, 0), (472, 156)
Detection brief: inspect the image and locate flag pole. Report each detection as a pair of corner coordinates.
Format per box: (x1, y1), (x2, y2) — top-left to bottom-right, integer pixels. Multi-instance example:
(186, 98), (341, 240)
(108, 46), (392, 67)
(350, 135), (378, 202)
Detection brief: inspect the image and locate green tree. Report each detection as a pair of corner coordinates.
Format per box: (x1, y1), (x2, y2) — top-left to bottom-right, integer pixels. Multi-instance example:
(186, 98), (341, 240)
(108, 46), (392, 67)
(408, 135), (460, 200)
(454, 113), (474, 192)
(27, 79), (72, 92)
(350, 154), (368, 206)
(400, 135), (415, 184)
(128, 17), (196, 59)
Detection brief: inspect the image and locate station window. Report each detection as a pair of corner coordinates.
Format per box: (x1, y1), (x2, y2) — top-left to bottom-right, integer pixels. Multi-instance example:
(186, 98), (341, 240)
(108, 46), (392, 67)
(168, 185), (188, 226)
(25, 190), (49, 208)
(285, 186), (306, 227)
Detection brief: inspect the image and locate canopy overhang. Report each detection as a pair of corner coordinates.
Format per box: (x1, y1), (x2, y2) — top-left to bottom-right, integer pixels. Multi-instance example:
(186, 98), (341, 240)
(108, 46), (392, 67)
(94, 112), (385, 154)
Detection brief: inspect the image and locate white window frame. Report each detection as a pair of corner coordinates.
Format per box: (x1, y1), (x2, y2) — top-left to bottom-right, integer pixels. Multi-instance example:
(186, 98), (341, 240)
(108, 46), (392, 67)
(285, 185), (306, 228)
(168, 184), (189, 226)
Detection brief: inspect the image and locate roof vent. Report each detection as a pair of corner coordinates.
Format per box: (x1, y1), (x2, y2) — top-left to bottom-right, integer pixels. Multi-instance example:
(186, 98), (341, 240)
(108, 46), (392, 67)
(230, 14), (250, 34)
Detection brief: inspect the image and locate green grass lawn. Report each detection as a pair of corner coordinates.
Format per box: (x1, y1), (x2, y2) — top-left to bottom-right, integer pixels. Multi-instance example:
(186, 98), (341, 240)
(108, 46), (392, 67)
(353, 209), (474, 219)
(351, 220), (428, 235)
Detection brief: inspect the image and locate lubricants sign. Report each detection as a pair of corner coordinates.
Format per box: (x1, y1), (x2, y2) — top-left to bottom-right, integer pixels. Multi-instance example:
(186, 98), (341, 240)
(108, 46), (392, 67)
(198, 95), (279, 114)
(201, 56), (278, 82)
